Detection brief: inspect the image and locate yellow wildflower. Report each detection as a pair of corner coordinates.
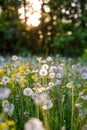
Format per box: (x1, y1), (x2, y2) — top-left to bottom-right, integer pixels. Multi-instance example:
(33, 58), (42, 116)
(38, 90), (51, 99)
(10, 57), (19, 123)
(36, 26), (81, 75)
(18, 65), (24, 72)
(0, 123), (8, 130)
(0, 81), (2, 85)
(6, 120), (15, 126)
(0, 69), (5, 75)
(5, 64), (9, 68)
(21, 79), (26, 85)
(31, 76), (38, 82)
(11, 128), (15, 130)
(30, 70), (35, 74)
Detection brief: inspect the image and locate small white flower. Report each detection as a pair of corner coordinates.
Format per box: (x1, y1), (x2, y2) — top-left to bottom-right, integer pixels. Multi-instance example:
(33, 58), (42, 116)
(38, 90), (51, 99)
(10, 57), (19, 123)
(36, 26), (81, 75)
(33, 87), (46, 93)
(0, 88), (11, 99)
(75, 103), (82, 108)
(81, 73), (87, 80)
(2, 100), (9, 108)
(56, 73), (62, 78)
(77, 83), (81, 88)
(79, 92), (83, 96)
(12, 55), (18, 61)
(42, 99), (53, 110)
(41, 60), (46, 63)
(24, 70), (30, 75)
(49, 66), (57, 72)
(24, 111), (29, 116)
(39, 69), (48, 76)
(55, 80), (61, 85)
(35, 82), (41, 88)
(3, 102), (14, 116)
(58, 64), (64, 68)
(81, 95), (87, 100)
(31, 93), (37, 100)
(0, 56), (5, 61)
(59, 69), (65, 75)
(8, 104), (14, 116)
(2, 76), (9, 85)
(46, 56), (52, 61)
(15, 75), (23, 82)
(0, 65), (3, 69)
(23, 88), (33, 96)
(71, 65), (77, 71)
(82, 124), (87, 130)
(49, 72), (55, 78)
(33, 93), (48, 105)
(48, 82), (55, 87)
(37, 57), (42, 62)
(14, 61), (20, 67)
(42, 64), (49, 70)
(61, 126), (66, 130)
(24, 118), (45, 130)
(66, 81), (73, 88)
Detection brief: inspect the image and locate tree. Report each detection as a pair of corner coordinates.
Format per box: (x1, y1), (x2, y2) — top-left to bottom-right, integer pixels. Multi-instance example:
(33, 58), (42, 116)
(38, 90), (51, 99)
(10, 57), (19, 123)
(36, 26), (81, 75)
(0, 0), (87, 56)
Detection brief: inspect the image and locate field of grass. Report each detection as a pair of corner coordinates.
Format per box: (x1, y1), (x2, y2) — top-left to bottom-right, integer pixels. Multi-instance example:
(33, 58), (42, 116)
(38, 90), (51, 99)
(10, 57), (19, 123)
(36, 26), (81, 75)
(0, 55), (87, 130)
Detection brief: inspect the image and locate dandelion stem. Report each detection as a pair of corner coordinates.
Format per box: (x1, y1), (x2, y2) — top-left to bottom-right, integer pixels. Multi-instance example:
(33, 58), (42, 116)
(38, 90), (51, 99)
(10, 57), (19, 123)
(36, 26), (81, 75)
(71, 84), (74, 130)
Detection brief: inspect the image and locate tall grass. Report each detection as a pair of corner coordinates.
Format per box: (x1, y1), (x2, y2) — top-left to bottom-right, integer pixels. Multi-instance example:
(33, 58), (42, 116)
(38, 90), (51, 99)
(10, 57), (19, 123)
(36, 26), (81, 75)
(0, 55), (87, 130)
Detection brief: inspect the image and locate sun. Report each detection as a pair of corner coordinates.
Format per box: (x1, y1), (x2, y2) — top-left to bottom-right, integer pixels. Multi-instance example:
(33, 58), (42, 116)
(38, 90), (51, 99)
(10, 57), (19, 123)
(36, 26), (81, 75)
(18, 0), (42, 27)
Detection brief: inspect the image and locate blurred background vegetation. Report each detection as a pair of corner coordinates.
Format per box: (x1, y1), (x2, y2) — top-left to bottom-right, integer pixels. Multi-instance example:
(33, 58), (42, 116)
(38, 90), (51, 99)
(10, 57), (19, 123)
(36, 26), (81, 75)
(0, 0), (87, 56)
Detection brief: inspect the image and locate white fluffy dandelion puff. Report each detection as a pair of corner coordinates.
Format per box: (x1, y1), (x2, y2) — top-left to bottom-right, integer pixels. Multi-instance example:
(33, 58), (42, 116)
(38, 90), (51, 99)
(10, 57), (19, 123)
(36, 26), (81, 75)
(12, 55), (18, 61)
(24, 118), (45, 130)
(0, 88), (11, 99)
(42, 64), (49, 70)
(23, 88), (33, 96)
(2, 76), (9, 85)
(42, 99), (53, 110)
(39, 69), (48, 76)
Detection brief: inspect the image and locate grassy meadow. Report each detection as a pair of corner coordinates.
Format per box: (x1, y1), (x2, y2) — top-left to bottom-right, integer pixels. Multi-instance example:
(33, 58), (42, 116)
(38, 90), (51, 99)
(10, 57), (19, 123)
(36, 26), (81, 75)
(0, 55), (87, 130)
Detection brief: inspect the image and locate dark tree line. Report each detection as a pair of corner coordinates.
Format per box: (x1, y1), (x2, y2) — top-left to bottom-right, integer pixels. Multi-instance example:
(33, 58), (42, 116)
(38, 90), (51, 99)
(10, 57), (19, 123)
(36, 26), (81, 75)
(0, 0), (87, 56)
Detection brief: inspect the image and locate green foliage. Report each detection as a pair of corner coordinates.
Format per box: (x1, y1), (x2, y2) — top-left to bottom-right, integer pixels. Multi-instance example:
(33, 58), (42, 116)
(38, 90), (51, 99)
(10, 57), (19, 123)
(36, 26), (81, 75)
(53, 27), (87, 56)
(82, 49), (87, 61)
(0, 0), (87, 56)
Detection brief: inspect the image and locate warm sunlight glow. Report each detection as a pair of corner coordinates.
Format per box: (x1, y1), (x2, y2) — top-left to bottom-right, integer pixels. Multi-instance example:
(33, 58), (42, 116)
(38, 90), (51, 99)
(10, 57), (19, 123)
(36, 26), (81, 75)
(19, 7), (25, 19)
(18, 0), (42, 27)
(0, 6), (2, 14)
(26, 13), (41, 27)
(44, 5), (50, 13)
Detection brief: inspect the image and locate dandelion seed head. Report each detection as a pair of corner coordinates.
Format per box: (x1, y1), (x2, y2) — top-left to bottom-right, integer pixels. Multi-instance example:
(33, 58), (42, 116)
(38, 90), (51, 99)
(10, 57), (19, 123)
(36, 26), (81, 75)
(33, 93), (48, 105)
(2, 100), (9, 108)
(42, 99), (53, 110)
(8, 104), (14, 116)
(55, 79), (61, 85)
(0, 88), (11, 99)
(39, 69), (48, 76)
(46, 56), (52, 62)
(47, 82), (55, 89)
(24, 118), (45, 130)
(37, 57), (42, 62)
(15, 75), (24, 82)
(23, 88), (33, 96)
(12, 55), (18, 61)
(24, 111), (30, 117)
(49, 72), (55, 78)
(56, 73), (62, 78)
(61, 126), (66, 130)
(81, 95), (87, 100)
(2, 76), (9, 85)
(42, 64), (49, 70)
(75, 103), (82, 108)
(66, 81), (74, 88)
(71, 64), (77, 71)
(81, 73), (87, 80)
(82, 124), (87, 130)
